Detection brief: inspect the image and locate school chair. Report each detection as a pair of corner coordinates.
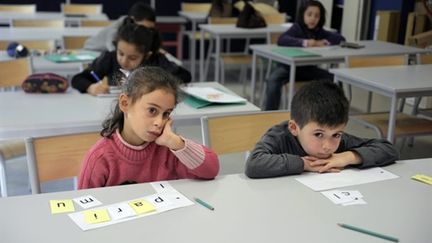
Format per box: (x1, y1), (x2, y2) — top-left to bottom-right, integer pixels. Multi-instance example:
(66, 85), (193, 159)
(157, 22), (184, 60)
(0, 58), (32, 89)
(0, 58), (32, 197)
(346, 55), (407, 113)
(61, 3), (103, 15)
(25, 131), (101, 194)
(0, 40), (56, 53)
(201, 110), (290, 155)
(346, 55), (432, 144)
(0, 4), (36, 13)
(181, 2), (212, 76)
(80, 19), (111, 27)
(62, 36), (91, 50)
(11, 19), (65, 28)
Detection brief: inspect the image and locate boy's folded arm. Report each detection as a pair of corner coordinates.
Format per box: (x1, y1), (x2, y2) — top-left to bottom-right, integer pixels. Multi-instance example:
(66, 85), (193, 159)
(341, 135), (399, 168)
(245, 142), (304, 178)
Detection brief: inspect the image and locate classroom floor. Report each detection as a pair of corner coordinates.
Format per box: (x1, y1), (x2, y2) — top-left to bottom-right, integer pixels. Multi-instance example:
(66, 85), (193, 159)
(3, 61), (432, 197)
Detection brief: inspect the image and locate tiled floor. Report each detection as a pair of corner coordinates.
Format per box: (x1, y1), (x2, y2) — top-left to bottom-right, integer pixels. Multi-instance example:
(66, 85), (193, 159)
(3, 62), (432, 197)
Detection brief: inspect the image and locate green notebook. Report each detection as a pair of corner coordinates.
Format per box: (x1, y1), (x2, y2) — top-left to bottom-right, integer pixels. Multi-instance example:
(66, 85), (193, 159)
(181, 86), (246, 109)
(272, 47), (321, 58)
(183, 95), (246, 109)
(45, 52), (98, 63)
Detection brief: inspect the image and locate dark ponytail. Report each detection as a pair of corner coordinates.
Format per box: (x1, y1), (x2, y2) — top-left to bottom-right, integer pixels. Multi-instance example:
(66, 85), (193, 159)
(113, 17), (157, 55)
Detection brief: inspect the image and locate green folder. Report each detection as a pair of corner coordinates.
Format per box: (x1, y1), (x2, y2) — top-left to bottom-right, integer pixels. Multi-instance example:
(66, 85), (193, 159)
(272, 47), (321, 58)
(45, 52), (98, 63)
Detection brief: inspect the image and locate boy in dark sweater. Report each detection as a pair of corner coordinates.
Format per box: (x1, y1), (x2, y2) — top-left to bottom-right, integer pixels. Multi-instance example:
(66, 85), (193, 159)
(246, 81), (399, 178)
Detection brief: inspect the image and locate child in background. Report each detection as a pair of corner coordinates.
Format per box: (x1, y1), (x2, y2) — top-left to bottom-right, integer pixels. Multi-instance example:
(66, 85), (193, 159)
(78, 66), (219, 189)
(84, 1), (156, 52)
(72, 18), (191, 96)
(246, 81), (398, 178)
(264, 0), (345, 110)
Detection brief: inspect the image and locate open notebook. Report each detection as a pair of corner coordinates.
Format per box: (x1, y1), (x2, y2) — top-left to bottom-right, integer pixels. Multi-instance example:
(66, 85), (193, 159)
(181, 86), (246, 108)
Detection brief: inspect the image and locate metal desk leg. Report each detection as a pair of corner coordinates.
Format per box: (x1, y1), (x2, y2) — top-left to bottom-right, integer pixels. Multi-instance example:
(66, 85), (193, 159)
(199, 29), (205, 82)
(287, 64), (296, 110)
(250, 52), (257, 103)
(214, 36), (221, 82)
(387, 96), (398, 143)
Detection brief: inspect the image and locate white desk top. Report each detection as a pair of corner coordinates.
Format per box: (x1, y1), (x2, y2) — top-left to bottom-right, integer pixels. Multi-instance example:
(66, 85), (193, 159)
(330, 64), (432, 97)
(199, 23), (288, 37)
(0, 82), (259, 140)
(0, 11), (108, 25)
(177, 11), (207, 22)
(0, 27), (102, 41)
(0, 52), (84, 76)
(0, 159), (430, 243)
(250, 40), (429, 64)
(156, 16), (187, 24)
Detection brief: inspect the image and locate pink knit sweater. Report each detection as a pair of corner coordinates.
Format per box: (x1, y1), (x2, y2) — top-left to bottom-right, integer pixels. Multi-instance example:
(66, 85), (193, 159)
(78, 131), (219, 189)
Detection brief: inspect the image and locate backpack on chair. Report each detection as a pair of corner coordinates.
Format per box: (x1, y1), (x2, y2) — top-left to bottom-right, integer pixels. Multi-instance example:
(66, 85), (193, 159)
(236, 1), (267, 28)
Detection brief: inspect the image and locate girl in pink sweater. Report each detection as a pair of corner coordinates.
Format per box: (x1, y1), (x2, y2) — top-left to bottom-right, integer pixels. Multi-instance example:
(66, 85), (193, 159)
(78, 67), (219, 189)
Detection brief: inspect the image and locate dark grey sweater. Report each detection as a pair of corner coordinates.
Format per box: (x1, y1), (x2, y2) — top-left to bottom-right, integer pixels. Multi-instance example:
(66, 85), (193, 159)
(245, 121), (399, 178)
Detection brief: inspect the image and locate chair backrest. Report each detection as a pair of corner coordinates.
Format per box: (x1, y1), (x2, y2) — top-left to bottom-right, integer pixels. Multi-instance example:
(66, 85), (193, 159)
(80, 19), (111, 27)
(208, 17), (237, 25)
(0, 58), (32, 88)
(12, 19), (64, 28)
(181, 3), (212, 13)
(0, 4), (36, 13)
(62, 36), (90, 50)
(346, 55), (407, 68)
(263, 13), (286, 44)
(0, 40), (56, 52)
(25, 132), (101, 194)
(417, 53), (432, 64)
(61, 4), (103, 14)
(201, 110), (290, 155)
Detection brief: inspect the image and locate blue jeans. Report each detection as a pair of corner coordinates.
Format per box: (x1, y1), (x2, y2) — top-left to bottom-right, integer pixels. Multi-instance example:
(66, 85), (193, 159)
(264, 65), (334, 110)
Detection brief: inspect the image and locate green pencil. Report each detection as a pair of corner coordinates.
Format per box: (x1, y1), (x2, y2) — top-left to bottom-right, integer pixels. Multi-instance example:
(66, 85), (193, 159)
(194, 198), (214, 211)
(338, 223), (399, 242)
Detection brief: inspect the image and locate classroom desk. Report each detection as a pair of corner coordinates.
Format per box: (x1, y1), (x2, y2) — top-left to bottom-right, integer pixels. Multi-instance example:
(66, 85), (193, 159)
(249, 40), (429, 108)
(0, 158), (430, 243)
(177, 11), (208, 81)
(0, 51), (89, 77)
(0, 82), (259, 140)
(0, 27), (102, 42)
(199, 24), (288, 82)
(331, 64), (432, 142)
(0, 11), (108, 26)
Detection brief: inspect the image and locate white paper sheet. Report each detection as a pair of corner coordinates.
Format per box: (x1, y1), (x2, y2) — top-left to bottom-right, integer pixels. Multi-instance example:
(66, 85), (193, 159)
(295, 167), (398, 191)
(181, 87), (246, 103)
(68, 185), (193, 231)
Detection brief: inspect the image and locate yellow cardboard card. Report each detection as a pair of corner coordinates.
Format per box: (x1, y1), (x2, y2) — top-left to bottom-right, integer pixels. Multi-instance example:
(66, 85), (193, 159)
(128, 199), (156, 215)
(84, 209), (111, 224)
(411, 174), (432, 185)
(50, 200), (75, 214)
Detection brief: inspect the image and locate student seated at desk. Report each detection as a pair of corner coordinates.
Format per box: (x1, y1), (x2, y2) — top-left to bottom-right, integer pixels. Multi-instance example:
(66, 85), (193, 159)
(265, 0), (345, 110)
(72, 18), (191, 96)
(84, 2), (156, 52)
(78, 66), (219, 189)
(245, 81), (399, 178)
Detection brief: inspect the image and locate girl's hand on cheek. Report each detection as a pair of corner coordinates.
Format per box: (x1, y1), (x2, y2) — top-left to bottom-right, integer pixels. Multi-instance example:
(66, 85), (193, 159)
(154, 119), (185, 151)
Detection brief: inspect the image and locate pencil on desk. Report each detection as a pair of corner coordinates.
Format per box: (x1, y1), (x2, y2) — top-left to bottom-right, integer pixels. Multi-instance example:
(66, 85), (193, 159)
(194, 198), (214, 211)
(338, 223), (399, 242)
